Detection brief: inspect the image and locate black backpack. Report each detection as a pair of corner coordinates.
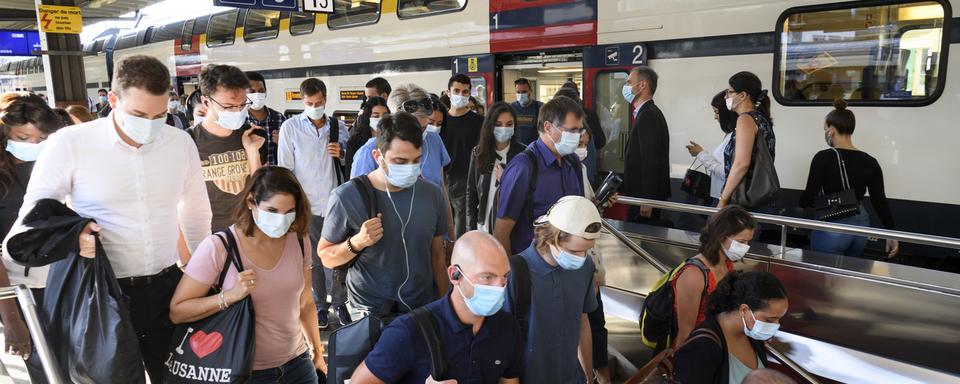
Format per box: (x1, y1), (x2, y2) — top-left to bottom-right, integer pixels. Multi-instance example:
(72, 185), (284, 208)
(516, 147), (583, 225)
(327, 305), (447, 383)
(506, 254), (532, 342)
(639, 258), (709, 352)
(329, 117), (345, 186)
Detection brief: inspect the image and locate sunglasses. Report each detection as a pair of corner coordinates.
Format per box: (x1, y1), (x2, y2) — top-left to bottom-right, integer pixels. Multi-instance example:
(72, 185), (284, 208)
(400, 98), (434, 115)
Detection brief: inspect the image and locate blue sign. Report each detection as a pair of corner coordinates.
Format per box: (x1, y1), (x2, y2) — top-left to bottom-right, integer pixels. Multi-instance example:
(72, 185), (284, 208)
(0, 30), (40, 56)
(585, 42), (647, 68)
(604, 46), (620, 66)
(214, 0), (298, 11)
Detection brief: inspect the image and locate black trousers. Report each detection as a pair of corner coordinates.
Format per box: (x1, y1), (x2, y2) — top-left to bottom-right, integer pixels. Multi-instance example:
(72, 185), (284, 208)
(446, 176), (469, 239)
(118, 265), (182, 383)
(587, 288), (609, 370)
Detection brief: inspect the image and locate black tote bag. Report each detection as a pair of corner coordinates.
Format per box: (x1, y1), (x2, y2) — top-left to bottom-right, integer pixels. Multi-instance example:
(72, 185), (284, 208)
(164, 231), (255, 384)
(731, 128), (779, 209)
(681, 159), (711, 200)
(813, 148), (861, 221)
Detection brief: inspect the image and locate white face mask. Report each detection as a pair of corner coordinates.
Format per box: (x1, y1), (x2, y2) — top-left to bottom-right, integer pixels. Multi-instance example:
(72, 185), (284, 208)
(724, 239), (750, 262)
(742, 310), (780, 341)
(254, 208), (295, 238)
(493, 126), (514, 143)
(450, 94), (470, 109)
(168, 100), (180, 110)
(248, 92), (267, 110)
(368, 117), (381, 131)
(303, 105), (325, 120)
(216, 108), (247, 131)
(6, 140), (46, 162)
(193, 114), (204, 124)
(516, 92), (530, 105)
(425, 124), (440, 134)
(575, 147), (588, 161)
(118, 109), (165, 145)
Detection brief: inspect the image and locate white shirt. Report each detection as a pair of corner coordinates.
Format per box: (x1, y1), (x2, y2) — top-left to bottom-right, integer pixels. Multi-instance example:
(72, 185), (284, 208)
(278, 114), (348, 216)
(3, 113), (212, 282)
(695, 132), (732, 199)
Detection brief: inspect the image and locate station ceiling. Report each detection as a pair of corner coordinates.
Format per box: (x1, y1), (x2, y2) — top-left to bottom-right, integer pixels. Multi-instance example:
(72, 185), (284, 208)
(0, 0), (165, 30)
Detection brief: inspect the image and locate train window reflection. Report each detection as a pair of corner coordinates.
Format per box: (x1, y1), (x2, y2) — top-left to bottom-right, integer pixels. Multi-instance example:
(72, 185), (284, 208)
(327, 0), (381, 30)
(594, 71), (630, 174)
(398, 0), (468, 19)
(180, 19), (195, 51)
(207, 10), (239, 48)
(776, 1), (947, 105)
(289, 12), (316, 36)
(244, 10), (281, 42)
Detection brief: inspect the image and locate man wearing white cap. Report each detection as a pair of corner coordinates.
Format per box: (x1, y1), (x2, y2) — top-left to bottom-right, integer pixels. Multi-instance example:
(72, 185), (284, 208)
(503, 195), (601, 384)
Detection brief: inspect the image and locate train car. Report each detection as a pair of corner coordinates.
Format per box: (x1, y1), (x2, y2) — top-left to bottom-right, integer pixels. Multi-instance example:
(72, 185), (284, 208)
(3, 0), (956, 263)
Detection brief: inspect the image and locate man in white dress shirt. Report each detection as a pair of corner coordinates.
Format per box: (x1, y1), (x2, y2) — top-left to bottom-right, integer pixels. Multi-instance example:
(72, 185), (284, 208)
(5, 54), (212, 382)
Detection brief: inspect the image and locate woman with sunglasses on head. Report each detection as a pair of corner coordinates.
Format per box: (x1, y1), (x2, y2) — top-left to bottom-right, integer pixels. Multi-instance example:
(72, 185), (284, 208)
(466, 102), (524, 233)
(170, 166), (326, 383)
(346, 96), (389, 178)
(673, 271), (789, 384)
(0, 92), (64, 383)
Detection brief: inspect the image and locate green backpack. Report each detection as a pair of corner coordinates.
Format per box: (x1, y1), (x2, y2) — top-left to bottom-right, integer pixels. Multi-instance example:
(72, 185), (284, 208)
(639, 258), (709, 351)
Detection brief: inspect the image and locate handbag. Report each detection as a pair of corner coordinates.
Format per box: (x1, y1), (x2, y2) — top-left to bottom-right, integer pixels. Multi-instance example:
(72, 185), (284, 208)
(731, 127), (779, 208)
(813, 148), (861, 221)
(680, 159), (711, 200)
(164, 231), (256, 384)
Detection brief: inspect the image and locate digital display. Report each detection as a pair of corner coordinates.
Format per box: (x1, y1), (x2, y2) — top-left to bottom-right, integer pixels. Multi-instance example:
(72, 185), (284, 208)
(0, 30), (40, 56)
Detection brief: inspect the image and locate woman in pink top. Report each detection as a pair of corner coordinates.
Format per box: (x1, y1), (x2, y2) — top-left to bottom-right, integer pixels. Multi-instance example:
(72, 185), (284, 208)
(170, 166), (327, 383)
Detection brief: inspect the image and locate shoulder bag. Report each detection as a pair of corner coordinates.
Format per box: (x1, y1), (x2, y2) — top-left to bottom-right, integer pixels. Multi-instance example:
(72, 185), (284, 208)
(731, 127), (779, 208)
(813, 148), (861, 221)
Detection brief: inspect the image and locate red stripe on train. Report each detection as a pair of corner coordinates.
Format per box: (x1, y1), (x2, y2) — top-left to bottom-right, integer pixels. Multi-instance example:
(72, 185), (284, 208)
(490, 21), (597, 53)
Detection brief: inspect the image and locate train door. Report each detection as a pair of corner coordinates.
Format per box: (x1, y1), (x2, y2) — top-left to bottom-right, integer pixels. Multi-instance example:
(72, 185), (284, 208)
(495, 50), (584, 105)
(451, 54), (495, 109)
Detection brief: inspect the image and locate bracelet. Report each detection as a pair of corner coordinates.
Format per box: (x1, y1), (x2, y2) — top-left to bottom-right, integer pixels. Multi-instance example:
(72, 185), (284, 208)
(346, 236), (361, 254)
(218, 292), (228, 311)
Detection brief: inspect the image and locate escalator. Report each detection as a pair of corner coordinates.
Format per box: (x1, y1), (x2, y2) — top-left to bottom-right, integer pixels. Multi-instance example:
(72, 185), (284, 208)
(595, 202), (960, 383)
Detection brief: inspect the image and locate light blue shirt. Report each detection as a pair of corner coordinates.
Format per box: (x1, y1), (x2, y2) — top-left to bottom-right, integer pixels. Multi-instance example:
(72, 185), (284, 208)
(278, 113), (348, 215)
(349, 132), (450, 187)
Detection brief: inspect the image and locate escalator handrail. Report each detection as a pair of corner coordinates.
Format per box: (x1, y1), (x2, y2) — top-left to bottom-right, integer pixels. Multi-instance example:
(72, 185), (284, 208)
(617, 196), (960, 251)
(600, 219), (823, 384)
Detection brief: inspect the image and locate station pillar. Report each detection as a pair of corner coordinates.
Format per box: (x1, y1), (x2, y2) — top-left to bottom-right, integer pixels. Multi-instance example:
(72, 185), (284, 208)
(35, 0), (86, 108)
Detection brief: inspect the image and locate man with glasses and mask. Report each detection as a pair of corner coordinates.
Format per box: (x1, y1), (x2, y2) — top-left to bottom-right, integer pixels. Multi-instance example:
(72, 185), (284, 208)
(349, 231), (522, 384)
(5, 55), (212, 382)
(494, 96), (588, 254)
(318, 112), (449, 317)
(278, 77), (350, 328)
(187, 64), (266, 232)
(245, 71), (286, 165)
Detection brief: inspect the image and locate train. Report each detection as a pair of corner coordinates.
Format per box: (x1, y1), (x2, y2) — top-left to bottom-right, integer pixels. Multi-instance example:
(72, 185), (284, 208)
(2, 0), (957, 265)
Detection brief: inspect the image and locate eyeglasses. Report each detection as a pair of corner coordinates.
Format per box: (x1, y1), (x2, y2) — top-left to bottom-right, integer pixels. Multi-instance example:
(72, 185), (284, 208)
(401, 98), (434, 115)
(207, 96), (252, 112)
(554, 124), (586, 134)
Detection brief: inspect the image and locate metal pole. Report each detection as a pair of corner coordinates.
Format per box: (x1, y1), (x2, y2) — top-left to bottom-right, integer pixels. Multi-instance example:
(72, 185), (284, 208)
(780, 224), (787, 259)
(34, 0), (57, 107)
(12, 285), (63, 384)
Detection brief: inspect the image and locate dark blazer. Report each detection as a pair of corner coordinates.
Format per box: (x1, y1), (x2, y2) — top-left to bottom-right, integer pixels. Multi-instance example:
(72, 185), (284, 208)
(623, 100), (671, 200)
(584, 107), (606, 150)
(465, 142), (525, 231)
(672, 315), (768, 384)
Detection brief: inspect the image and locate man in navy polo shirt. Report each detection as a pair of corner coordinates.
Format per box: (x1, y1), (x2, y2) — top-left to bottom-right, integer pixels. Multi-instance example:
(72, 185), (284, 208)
(350, 231), (522, 384)
(494, 95), (586, 255)
(505, 196), (602, 384)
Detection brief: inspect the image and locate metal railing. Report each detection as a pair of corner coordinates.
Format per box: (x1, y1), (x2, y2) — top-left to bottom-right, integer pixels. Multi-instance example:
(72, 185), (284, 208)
(617, 196), (960, 257)
(0, 285), (61, 384)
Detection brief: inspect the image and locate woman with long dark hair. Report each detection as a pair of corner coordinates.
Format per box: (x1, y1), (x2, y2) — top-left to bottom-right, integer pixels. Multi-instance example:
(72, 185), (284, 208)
(673, 271), (789, 384)
(0, 92), (64, 382)
(466, 101), (524, 233)
(346, 96), (389, 177)
(686, 90), (738, 205)
(717, 72), (775, 209)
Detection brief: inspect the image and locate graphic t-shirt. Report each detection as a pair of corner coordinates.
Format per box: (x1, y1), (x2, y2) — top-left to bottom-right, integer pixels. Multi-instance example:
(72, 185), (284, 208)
(188, 123), (266, 231)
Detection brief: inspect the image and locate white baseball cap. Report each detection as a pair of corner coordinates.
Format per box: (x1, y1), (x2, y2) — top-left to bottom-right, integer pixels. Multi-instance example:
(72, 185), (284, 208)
(534, 195), (603, 239)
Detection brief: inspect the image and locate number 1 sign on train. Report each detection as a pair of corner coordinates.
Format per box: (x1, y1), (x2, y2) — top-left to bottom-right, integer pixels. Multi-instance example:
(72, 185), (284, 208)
(214, 0), (298, 12)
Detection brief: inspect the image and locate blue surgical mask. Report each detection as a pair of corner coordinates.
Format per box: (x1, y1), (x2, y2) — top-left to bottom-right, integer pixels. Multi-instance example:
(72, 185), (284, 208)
(99, 95), (107, 103)
(5, 140), (46, 162)
(450, 94), (470, 109)
(118, 109), (165, 145)
(456, 266), (506, 317)
(382, 160), (421, 189)
(742, 310), (780, 341)
(622, 84), (635, 103)
(516, 93), (530, 105)
(547, 126), (580, 156)
(425, 124), (440, 134)
(368, 117), (381, 131)
(254, 208), (295, 238)
(550, 244), (586, 270)
(303, 105), (325, 120)
(493, 126), (514, 143)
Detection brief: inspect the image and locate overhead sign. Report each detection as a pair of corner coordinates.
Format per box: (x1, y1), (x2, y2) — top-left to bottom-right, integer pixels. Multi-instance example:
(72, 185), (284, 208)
(285, 89), (302, 102)
(584, 42), (647, 68)
(303, 0), (334, 13)
(214, 0), (299, 11)
(0, 30), (41, 56)
(37, 5), (82, 34)
(339, 89), (364, 101)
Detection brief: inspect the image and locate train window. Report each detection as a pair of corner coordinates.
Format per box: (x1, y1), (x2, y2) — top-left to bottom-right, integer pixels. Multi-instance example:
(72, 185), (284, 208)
(327, 0), (381, 30)
(181, 19), (196, 51)
(244, 10), (281, 42)
(150, 21), (183, 44)
(775, 1), (949, 106)
(398, 0), (467, 19)
(593, 71), (631, 174)
(114, 33), (139, 50)
(289, 12), (316, 36)
(207, 10), (239, 48)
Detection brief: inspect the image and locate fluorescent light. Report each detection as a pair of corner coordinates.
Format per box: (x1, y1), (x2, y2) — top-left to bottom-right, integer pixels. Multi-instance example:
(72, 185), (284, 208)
(538, 68), (583, 74)
(899, 4), (944, 21)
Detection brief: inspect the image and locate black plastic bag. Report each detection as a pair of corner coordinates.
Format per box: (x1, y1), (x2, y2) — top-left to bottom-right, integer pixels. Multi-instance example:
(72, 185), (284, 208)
(164, 231), (255, 384)
(42, 239), (146, 384)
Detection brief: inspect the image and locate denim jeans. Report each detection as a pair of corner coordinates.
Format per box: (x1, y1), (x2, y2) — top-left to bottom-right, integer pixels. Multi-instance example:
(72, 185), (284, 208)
(309, 215), (347, 312)
(251, 351), (318, 384)
(810, 209), (870, 257)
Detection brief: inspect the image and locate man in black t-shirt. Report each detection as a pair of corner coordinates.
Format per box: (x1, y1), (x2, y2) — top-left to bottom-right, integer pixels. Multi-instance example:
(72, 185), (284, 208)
(440, 73), (484, 239)
(187, 64), (266, 232)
